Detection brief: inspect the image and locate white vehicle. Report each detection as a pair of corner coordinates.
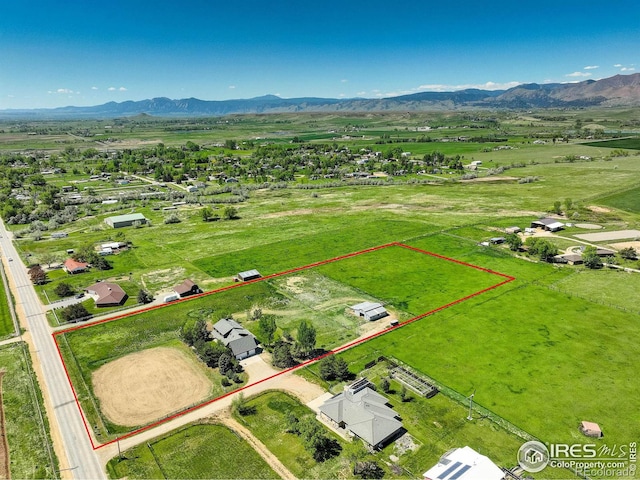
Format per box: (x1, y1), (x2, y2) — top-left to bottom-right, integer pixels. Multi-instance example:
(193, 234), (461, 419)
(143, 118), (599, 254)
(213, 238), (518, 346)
(163, 293), (180, 303)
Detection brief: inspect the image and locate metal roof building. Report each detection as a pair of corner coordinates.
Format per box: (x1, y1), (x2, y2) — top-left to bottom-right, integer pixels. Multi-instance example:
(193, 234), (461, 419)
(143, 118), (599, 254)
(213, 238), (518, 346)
(237, 269), (262, 282)
(423, 446), (504, 480)
(351, 301), (388, 321)
(104, 213), (148, 228)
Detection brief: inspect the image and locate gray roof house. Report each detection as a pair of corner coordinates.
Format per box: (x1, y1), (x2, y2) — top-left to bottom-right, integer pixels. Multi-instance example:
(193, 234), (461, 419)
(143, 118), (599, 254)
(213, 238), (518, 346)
(211, 318), (260, 360)
(351, 302), (388, 321)
(319, 379), (403, 449)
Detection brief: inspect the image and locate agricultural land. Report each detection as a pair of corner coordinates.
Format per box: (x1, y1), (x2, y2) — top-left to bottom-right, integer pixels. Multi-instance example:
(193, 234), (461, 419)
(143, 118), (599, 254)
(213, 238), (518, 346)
(0, 109), (639, 480)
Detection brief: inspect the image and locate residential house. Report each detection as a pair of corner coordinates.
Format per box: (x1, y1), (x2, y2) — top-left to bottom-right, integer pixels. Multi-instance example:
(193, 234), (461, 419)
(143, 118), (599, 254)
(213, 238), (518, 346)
(319, 379), (403, 449)
(64, 258), (89, 274)
(211, 318), (260, 360)
(423, 446), (504, 480)
(86, 282), (128, 307)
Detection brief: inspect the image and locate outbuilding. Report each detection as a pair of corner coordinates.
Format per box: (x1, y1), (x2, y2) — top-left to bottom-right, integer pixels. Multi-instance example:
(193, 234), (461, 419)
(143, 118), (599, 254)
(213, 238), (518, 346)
(173, 279), (202, 298)
(237, 269), (262, 282)
(580, 421), (603, 438)
(351, 302), (388, 321)
(423, 446), (504, 480)
(104, 213), (148, 228)
(531, 218), (564, 232)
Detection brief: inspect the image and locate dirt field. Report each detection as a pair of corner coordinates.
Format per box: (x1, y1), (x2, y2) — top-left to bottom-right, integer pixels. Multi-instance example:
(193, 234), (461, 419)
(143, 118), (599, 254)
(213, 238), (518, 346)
(92, 347), (211, 427)
(574, 229), (640, 242)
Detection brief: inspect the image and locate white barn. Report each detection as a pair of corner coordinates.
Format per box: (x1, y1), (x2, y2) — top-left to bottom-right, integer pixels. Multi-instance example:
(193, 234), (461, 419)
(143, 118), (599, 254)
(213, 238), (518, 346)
(351, 302), (388, 321)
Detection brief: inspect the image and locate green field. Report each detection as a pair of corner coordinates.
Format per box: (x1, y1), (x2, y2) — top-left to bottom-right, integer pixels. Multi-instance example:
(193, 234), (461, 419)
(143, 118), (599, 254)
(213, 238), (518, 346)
(106, 422), (278, 479)
(596, 184), (640, 213)
(233, 391), (363, 479)
(0, 343), (58, 479)
(583, 137), (640, 150)
(330, 235), (640, 448)
(0, 265), (14, 338)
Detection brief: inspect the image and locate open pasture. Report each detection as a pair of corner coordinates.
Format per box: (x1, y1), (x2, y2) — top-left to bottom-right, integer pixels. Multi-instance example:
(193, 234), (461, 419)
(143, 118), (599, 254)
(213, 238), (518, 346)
(333, 239), (640, 449)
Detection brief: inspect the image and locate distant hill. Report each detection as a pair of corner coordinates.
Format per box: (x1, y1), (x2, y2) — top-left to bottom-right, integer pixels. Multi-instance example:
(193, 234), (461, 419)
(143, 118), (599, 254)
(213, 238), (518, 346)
(3, 73), (640, 119)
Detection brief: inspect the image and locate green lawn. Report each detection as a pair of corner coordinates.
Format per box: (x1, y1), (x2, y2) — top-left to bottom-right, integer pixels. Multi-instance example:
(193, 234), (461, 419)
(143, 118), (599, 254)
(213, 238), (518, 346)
(234, 391), (372, 479)
(0, 343), (58, 479)
(106, 422), (278, 479)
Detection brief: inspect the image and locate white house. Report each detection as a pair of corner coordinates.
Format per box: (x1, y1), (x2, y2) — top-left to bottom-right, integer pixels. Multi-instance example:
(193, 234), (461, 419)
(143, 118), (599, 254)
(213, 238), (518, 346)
(423, 446), (504, 480)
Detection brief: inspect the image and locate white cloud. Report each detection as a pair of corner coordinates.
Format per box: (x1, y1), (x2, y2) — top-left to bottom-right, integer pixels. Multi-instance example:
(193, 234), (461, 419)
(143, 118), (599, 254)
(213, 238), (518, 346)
(57, 88), (74, 94)
(341, 79), (348, 83)
(613, 63), (623, 67)
(338, 93), (346, 97)
(108, 87), (116, 91)
(91, 86), (99, 90)
(621, 67), (635, 72)
(382, 81), (521, 97)
(7, 94), (15, 98)
(584, 65), (599, 70)
(228, 85), (236, 89)
(118, 86), (127, 91)
(565, 71), (592, 77)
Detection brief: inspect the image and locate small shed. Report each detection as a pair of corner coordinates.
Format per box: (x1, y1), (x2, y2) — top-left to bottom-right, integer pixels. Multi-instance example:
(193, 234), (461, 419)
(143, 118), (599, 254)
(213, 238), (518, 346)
(489, 237), (505, 244)
(237, 269), (261, 282)
(580, 421), (603, 438)
(351, 302), (388, 321)
(505, 226), (521, 234)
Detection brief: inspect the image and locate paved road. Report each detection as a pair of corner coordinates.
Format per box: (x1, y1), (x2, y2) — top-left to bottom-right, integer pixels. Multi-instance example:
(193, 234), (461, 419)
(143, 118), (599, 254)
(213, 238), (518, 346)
(0, 220), (105, 480)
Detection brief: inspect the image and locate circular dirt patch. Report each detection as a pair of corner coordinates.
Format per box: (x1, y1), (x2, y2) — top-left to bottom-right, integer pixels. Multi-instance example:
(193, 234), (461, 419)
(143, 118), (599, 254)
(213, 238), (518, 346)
(93, 347), (211, 427)
(575, 223), (603, 230)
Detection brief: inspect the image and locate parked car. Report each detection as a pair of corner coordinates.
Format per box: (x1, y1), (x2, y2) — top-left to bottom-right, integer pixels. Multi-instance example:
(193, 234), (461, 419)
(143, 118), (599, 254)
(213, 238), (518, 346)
(75, 292), (85, 299)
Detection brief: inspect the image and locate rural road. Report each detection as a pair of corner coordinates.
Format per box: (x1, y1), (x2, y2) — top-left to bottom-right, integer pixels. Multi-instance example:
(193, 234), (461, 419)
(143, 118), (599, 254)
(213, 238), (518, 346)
(0, 219), (105, 480)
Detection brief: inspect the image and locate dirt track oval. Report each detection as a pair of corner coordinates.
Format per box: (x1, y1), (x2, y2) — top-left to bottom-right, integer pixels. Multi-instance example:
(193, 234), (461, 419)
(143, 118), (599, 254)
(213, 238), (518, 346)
(92, 347), (211, 427)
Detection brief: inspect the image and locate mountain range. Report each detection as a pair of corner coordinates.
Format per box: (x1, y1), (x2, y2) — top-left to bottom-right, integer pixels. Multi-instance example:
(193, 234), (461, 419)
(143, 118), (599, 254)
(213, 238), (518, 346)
(3, 73), (640, 119)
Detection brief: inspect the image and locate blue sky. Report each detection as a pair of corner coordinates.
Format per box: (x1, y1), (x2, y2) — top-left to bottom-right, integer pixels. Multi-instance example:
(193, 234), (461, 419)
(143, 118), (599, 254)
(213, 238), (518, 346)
(1, 0), (638, 109)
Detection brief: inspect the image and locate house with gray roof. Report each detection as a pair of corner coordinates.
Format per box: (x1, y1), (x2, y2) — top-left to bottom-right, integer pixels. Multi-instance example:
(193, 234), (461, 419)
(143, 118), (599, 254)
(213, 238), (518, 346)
(211, 318), (260, 360)
(319, 379), (403, 449)
(351, 302), (388, 321)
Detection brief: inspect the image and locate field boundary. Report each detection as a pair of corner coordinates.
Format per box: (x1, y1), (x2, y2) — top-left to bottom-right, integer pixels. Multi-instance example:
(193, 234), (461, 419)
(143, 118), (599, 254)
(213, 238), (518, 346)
(52, 242), (515, 450)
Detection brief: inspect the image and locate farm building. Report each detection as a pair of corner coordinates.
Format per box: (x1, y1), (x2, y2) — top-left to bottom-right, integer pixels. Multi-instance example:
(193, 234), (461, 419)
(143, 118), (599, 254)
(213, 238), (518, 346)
(553, 254), (584, 265)
(86, 282), (128, 307)
(531, 218), (564, 232)
(104, 213), (148, 228)
(579, 421), (603, 438)
(173, 279), (202, 298)
(422, 446), (504, 480)
(505, 226), (521, 234)
(489, 237), (505, 244)
(319, 379), (403, 449)
(63, 258), (89, 274)
(237, 269), (262, 282)
(211, 318), (260, 360)
(351, 302), (388, 321)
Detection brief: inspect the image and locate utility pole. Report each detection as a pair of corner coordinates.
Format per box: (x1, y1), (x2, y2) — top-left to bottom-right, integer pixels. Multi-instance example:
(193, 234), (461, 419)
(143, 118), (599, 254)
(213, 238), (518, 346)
(466, 390), (476, 421)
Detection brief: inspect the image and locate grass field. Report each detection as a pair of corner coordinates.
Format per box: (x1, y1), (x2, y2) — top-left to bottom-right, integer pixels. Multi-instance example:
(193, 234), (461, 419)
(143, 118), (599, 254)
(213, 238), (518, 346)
(57, 240), (507, 439)
(330, 237), (640, 448)
(0, 343), (58, 479)
(583, 137), (640, 150)
(0, 265), (14, 338)
(233, 391), (365, 479)
(106, 422), (278, 479)
(596, 184), (640, 213)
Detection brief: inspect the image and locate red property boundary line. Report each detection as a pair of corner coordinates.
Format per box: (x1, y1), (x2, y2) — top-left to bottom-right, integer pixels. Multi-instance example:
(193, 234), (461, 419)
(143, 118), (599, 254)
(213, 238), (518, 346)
(52, 242), (515, 450)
